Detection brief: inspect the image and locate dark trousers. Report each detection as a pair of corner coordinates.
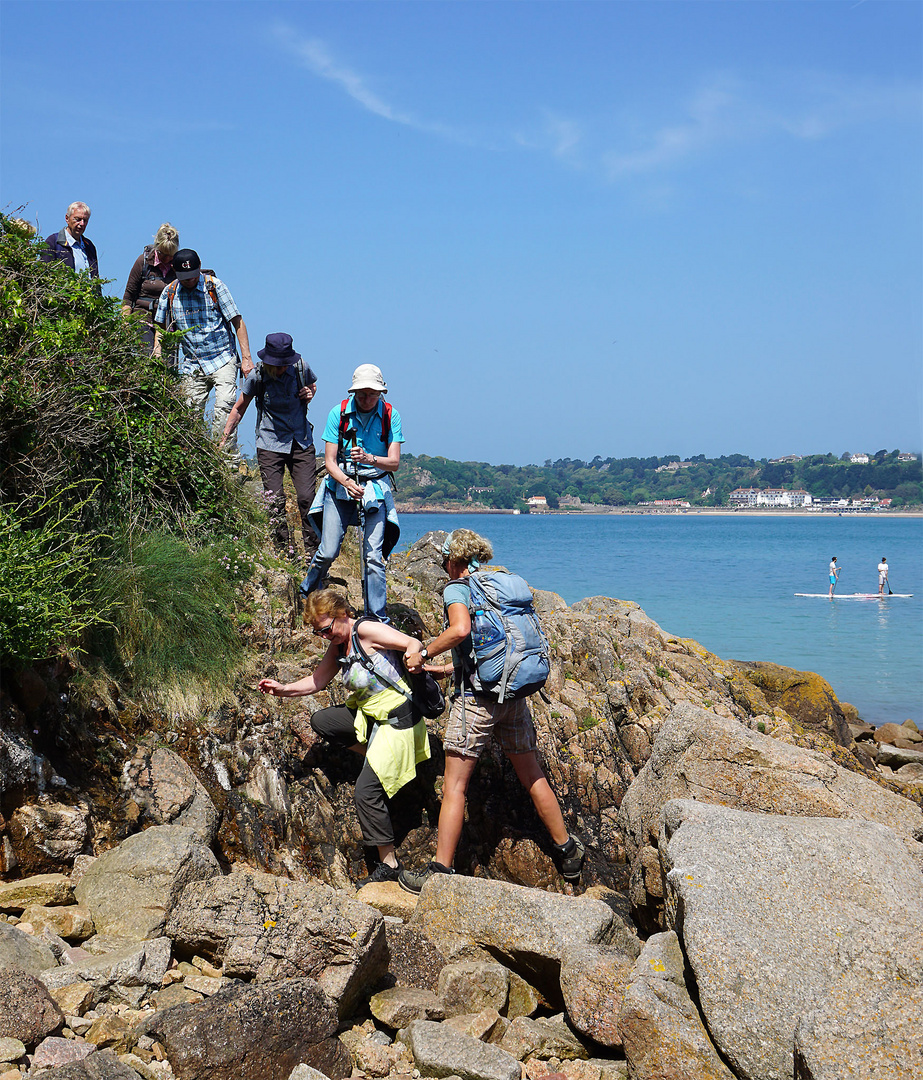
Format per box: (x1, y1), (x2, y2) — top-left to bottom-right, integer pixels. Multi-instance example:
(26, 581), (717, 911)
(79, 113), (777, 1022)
(256, 444), (317, 556)
(310, 706), (393, 846)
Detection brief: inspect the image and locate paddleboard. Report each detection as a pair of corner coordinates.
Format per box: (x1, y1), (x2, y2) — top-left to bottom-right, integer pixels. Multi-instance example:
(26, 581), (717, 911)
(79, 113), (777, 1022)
(794, 593), (913, 599)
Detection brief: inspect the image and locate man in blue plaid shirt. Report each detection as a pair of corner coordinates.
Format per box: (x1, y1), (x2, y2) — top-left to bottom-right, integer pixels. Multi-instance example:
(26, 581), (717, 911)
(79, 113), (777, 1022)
(154, 248), (253, 460)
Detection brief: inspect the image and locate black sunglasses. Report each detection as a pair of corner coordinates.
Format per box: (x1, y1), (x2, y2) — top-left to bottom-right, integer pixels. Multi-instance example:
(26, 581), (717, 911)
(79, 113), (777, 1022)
(313, 621), (335, 637)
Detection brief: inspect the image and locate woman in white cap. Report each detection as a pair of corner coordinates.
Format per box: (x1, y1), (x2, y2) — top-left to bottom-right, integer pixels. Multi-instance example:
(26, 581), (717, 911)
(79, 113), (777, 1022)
(300, 365), (403, 621)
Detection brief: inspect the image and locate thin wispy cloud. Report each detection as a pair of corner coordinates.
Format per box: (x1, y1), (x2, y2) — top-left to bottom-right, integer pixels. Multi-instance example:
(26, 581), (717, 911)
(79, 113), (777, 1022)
(271, 23), (470, 144)
(602, 72), (920, 180)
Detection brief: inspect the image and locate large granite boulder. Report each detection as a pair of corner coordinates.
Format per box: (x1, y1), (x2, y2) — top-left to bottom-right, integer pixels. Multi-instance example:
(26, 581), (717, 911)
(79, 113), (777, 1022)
(122, 747), (219, 844)
(661, 798), (923, 1080)
(164, 870), (386, 1017)
(617, 932), (734, 1080)
(619, 701), (923, 927)
(0, 966), (64, 1044)
(409, 874), (623, 1006)
(74, 825), (220, 940)
(146, 977), (350, 1080)
(559, 940), (639, 1048)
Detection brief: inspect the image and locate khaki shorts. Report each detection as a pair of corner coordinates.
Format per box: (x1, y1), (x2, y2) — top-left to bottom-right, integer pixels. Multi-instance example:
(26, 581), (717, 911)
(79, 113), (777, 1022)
(443, 694), (538, 759)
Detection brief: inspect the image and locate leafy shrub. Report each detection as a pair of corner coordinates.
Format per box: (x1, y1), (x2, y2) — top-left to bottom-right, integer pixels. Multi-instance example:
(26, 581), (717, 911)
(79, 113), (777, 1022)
(0, 496), (99, 668)
(0, 211), (264, 705)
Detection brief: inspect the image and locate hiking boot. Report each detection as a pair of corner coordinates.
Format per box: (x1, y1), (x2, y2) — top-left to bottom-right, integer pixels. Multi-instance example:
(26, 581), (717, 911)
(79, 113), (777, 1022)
(398, 861), (455, 895)
(553, 835), (586, 882)
(357, 860), (402, 888)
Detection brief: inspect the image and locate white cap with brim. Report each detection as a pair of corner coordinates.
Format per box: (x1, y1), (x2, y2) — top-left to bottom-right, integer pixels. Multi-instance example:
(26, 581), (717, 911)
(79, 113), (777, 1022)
(349, 364), (387, 394)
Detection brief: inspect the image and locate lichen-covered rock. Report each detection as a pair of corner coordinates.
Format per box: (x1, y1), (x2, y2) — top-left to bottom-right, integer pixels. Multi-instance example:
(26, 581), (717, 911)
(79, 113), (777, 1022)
(498, 1014), (589, 1062)
(369, 986), (445, 1027)
(29, 1047), (141, 1078)
(402, 1019), (521, 1080)
(0, 872), (74, 911)
(146, 977), (350, 1080)
(164, 870), (386, 1017)
(21, 904), (94, 941)
(794, 967), (923, 1080)
(727, 660), (853, 745)
(438, 961), (509, 1018)
(38, 937), (171, 1008)
(617, 932), (734, 1080)
(559, 941), (637, 1048)
(382, 921), (447, 992)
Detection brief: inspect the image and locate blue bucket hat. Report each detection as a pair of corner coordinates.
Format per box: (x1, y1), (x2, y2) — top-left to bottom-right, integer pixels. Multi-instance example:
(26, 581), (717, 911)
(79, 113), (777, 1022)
(258, 332), (302, 366)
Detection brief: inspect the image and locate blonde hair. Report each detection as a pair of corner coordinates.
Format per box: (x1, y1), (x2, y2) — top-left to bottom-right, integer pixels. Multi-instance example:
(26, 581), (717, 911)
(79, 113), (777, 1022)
(444, 529), (493, 566)
(153, 222), (179, 258)
(304, 589), (352, 627)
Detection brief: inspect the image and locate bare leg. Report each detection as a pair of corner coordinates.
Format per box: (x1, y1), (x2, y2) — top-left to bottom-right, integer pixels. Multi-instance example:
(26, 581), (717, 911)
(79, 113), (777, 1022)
(434, 752), (479, 869)
(508, 751), (570, 846)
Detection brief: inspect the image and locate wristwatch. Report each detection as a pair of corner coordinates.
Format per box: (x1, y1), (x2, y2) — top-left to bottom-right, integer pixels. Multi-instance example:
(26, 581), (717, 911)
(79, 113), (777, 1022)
(420, 647), (429, 660)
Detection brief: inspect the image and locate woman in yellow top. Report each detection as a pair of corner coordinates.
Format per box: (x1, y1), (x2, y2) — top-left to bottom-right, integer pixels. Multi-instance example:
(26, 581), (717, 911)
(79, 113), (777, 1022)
(258, 590), (430, 886)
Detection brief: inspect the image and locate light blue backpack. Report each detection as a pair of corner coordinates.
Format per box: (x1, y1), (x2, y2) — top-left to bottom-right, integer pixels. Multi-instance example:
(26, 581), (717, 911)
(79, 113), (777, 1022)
(461, 571), (551, 702)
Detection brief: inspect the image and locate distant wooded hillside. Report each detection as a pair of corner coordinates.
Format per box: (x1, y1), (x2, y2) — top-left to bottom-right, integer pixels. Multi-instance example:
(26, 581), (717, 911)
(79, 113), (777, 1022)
(396, 452), (922, 510)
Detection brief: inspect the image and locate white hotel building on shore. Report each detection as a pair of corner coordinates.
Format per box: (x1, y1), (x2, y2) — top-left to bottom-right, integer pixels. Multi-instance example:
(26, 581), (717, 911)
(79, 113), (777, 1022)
(729, 487), (813, 508)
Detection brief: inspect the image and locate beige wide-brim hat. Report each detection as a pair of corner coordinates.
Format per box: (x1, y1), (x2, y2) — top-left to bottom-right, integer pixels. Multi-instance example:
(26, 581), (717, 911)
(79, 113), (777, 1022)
(349, 364), (388, 394)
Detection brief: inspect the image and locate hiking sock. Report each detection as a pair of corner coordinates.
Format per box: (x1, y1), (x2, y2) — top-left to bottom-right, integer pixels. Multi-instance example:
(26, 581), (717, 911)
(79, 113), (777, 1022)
(554, 837), (577, 857)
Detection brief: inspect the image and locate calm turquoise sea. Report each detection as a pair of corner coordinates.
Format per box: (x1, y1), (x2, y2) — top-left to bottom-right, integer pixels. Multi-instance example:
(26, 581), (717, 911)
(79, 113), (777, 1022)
(397, 513), (923, 727)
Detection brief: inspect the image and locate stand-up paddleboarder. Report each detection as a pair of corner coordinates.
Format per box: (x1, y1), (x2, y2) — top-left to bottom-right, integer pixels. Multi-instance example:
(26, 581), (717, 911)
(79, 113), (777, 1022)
(828, 556), (840, 598)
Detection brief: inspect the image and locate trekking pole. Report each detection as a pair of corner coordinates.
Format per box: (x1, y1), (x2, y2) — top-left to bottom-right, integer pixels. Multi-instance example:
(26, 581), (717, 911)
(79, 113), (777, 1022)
(348, 432), (371, 617)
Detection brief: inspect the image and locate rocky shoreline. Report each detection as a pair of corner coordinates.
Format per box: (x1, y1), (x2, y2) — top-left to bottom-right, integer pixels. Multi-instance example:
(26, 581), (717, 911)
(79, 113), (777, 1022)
(1, 533), (921, 1079)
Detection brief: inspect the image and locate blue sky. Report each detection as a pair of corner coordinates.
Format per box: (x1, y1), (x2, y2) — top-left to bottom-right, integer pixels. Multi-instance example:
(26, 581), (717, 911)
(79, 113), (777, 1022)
(2, 0), (920, 465)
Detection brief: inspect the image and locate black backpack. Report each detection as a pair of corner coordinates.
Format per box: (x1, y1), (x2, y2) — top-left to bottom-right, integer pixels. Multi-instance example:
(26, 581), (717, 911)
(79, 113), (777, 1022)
(350, 617), (445, 720)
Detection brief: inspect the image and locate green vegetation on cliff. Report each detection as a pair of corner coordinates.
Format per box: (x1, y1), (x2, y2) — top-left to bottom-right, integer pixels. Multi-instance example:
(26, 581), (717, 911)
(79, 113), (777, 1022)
(399, 451), (922, 510)
(0, 215), (261, 705)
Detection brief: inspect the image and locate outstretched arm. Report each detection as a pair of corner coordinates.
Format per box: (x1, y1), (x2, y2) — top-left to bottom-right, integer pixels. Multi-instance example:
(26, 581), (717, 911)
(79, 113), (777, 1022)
(259, 642), (340, 697)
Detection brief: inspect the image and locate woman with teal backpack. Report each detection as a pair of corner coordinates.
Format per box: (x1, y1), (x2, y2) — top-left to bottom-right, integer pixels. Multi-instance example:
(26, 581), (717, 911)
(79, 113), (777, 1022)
(399, 528), (585, 893)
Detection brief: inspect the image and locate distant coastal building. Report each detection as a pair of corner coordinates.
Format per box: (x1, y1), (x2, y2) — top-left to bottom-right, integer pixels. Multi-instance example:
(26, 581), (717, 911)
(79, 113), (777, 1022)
(527, 495), (548, 510)
(850, 453), (870, 464)
(898, 453), (918, 462)
(729, 487), (812, 508)
(768, 455), (802, 464)
(655, 460), (696, 472)
(639, 498), (692, 508)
